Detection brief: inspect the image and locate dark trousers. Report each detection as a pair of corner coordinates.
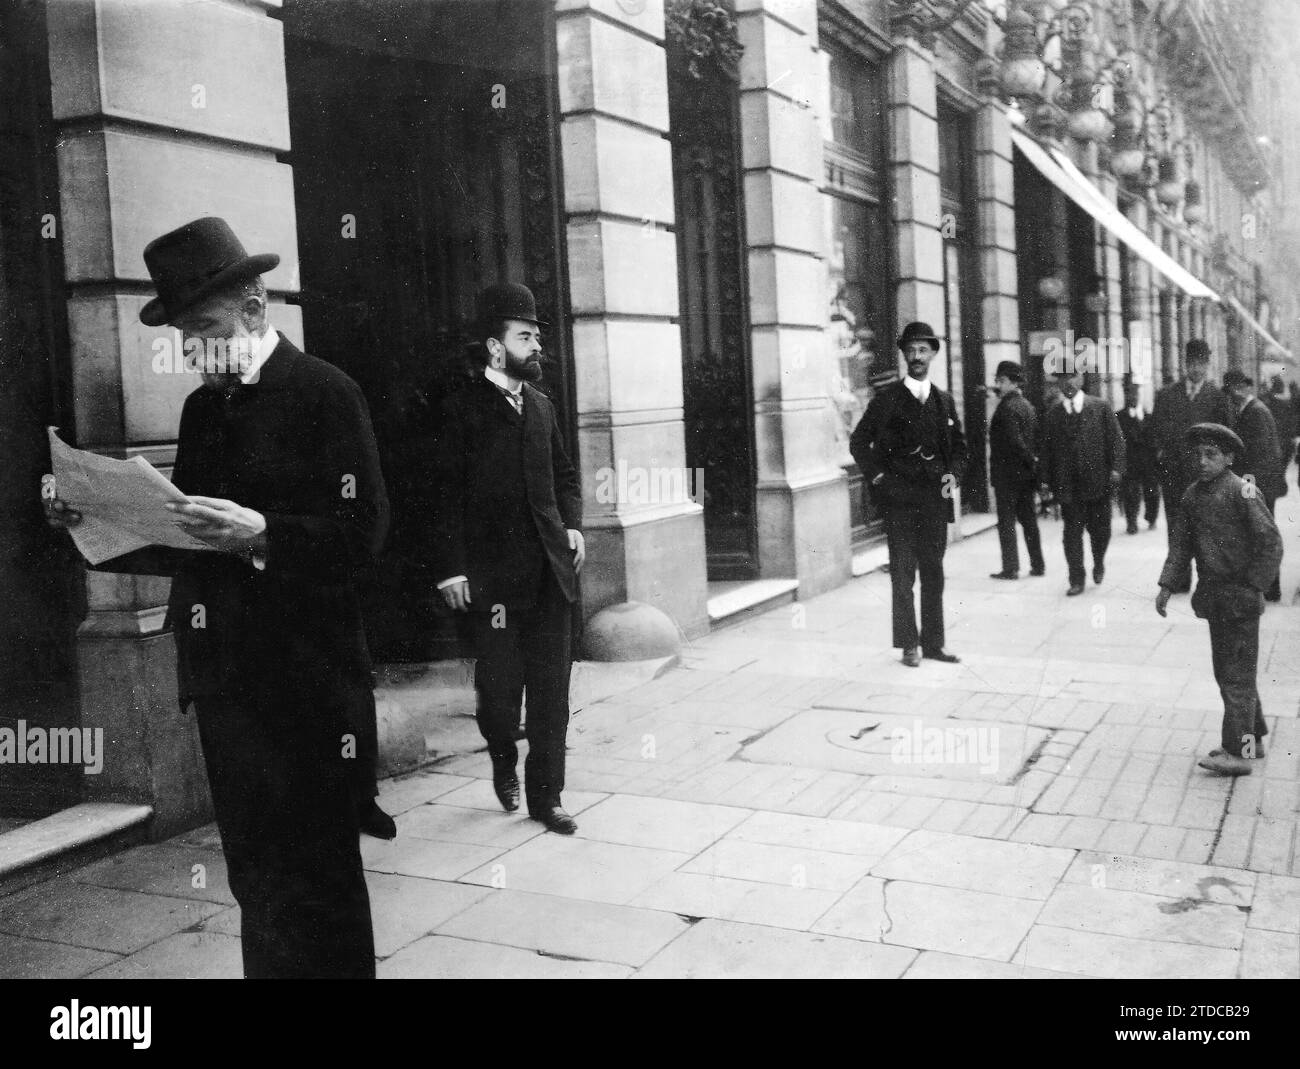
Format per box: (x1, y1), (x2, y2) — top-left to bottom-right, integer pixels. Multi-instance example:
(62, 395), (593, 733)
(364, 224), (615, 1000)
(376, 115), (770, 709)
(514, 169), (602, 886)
(1207, 610), (1268, 757)
(346, 682), (380, 808)
(993, 479), (1043, 575)
(885, 505), (948, 651)
(472, 573), (573, 811)
(194, 690), (375, 979)
(1160, 476), (1192, 590)
(1263, 492), (1282, 601)
(1121, 473), (1160, 529)
(1060, 496), (1113, 585)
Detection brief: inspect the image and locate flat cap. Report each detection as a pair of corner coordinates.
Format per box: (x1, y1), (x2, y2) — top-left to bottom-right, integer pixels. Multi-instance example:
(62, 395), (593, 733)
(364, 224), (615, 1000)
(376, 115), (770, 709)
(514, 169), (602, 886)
(1184, 422), (1244, 455)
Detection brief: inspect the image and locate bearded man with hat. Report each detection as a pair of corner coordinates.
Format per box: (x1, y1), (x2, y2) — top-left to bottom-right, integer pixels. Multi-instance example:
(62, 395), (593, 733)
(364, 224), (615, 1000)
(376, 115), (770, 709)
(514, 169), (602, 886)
(429, 282), (584, 834)
(44, 217), (389, 978)
(850, 322), (968, 667)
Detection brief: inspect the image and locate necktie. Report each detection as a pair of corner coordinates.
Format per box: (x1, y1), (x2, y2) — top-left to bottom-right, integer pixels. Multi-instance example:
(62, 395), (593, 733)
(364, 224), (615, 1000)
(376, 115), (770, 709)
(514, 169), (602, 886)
(496, 385), (522, 415)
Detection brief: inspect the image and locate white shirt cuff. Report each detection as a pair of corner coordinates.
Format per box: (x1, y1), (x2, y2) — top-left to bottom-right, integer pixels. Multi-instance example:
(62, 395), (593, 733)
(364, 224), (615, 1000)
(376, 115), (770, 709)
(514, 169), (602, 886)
(437, 575), (467, 589)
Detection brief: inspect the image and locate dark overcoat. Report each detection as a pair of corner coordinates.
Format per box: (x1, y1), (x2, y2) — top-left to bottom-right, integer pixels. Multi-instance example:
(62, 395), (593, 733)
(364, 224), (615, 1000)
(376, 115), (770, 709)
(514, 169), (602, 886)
(1038, 393), (1126, 505)
(988, 391), (1038, 487)
(429, 374), (581, 609)
(1151, 380), (1234, 492)
(1116, 407), (1158, 482)
(1232, 396), (1286, 500)
(94, 337), (389, 715)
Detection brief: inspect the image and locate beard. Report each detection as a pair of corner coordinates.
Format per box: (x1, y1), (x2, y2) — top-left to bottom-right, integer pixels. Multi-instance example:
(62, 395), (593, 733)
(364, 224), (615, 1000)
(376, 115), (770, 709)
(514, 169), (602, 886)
(505, 352), (544, 383)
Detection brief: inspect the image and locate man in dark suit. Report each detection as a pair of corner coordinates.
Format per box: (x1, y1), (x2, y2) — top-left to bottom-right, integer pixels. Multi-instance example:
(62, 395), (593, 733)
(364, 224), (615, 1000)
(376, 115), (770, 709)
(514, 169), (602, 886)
(1224, 368), (1286, 601)
(850, 322), (967, 667)
(431, 283), (584, 834)
(987, 359), (1043, 580)
(1039, 367), (1126, 596)
(1151, 339), (1234, 587)
(1116, 380), (1160, 534)
(1263, 375), (1297, 480)
(45, 218), (388, 978)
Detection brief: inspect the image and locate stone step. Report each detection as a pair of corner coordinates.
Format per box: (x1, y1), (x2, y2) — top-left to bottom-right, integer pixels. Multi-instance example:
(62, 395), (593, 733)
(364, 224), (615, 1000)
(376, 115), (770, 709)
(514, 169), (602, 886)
(0, 802), (153, 897)
(707, 579), (800, 632)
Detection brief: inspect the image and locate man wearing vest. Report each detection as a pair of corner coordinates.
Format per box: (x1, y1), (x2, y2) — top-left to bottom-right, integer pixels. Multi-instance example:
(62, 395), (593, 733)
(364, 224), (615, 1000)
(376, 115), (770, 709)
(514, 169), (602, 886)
(850, 322), (968, 668)
(431, 283), (584, 835)
(1039, 366), (1126, 596)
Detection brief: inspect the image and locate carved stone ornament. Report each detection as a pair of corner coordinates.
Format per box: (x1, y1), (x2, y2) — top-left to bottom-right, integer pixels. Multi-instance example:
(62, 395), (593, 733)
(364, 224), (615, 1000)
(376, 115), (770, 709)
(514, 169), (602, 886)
(665, 0), (743, 81)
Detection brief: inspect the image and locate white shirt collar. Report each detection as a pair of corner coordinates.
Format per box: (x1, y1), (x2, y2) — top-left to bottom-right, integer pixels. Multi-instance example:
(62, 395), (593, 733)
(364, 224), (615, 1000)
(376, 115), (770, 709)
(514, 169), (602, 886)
(1239, 394), (1254, 413)
(1063, 390), (1085, 414)
(1128, 406), (1142, 420)
(903, 375), (930, 404)
(484, 365), (523, 396)
(240, 326), (279, 384)
(1186, 379), (1202, 399)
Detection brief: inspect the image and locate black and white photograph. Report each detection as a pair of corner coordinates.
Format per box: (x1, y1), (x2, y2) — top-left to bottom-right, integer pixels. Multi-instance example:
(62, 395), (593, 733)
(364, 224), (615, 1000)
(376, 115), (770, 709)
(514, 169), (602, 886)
(0, 0), (1296, 1019)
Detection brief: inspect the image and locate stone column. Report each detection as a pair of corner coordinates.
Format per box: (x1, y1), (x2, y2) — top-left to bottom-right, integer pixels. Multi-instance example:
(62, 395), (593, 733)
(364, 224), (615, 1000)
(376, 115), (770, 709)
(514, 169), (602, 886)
(1095, 173), (1125, 408)
(555, 1), (709, 637)
(735, 0), (849, 595)
(1122, 196), (1157, 404)
(48, 0), (302, 836)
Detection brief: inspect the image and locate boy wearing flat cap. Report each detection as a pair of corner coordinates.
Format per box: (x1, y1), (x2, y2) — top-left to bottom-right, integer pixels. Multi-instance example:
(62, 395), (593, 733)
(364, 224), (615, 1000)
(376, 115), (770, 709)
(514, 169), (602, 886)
(1156, 423), (1283, 776)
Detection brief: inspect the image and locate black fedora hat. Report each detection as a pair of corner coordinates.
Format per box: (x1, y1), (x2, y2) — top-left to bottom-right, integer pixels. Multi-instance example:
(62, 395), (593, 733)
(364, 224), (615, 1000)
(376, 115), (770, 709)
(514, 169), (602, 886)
(475, 281), (546, 330)
(897, 321), (942, 351)
(994, 359), (1024, 382)
(1184, 338), (1212, 363)
(140, 217), (279, 327)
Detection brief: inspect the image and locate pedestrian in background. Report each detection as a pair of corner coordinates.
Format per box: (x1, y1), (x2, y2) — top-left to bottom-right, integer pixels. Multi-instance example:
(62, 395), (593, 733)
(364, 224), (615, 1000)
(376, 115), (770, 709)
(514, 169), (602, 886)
(988, 360), (1044, 580)
(851, 322), (967, 667)
(1038, 366), (1126, 596)
(1156, 423), (1281, 776)
(1151, 339), (1234, 589)
(1223, 368), (1286, 601)
(1263, 375), (1297, 482)
(1116, 380), (1160, 534)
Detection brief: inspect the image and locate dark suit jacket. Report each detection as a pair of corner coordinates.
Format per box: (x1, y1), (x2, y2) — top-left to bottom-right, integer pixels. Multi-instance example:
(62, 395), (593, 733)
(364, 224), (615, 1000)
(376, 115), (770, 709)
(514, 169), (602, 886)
(1116, 407), (1157, 482)
(1039, 393), (1126, 505)
(92, 337), (390, 711)
(989, 391), (1037, 486)
(849, 378), (968, 522)
(1151, 380), (1234, 491)
(430, 374), (581, 609)
(1232, 397), (1286, 499)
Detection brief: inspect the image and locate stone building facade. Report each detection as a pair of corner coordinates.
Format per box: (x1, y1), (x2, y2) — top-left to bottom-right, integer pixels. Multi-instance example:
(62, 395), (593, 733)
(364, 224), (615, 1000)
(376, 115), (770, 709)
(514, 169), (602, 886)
(0, 0), (1287, 833)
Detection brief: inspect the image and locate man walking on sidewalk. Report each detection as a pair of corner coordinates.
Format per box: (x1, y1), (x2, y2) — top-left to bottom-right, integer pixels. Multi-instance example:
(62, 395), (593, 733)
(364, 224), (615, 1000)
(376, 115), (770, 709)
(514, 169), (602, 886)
(1152, 339), (1233, 589)
(1116, 381), (1160, 534)
(430, 282), (585, 835)
(988, 360), (1044, 580)
(1039, 366), (1126, 596)
(851, 322), (967, 667)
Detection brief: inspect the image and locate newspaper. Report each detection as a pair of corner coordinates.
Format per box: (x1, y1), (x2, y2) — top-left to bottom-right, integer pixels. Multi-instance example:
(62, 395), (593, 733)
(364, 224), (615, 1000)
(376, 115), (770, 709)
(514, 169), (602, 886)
(46, 427), (217, 565)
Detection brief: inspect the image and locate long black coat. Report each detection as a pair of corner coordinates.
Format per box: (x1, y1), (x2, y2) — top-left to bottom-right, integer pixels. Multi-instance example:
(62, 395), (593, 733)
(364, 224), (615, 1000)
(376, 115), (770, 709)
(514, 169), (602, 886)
(429, 374), (581, 609)
(988, 391), (1038, 486)
(1232, 397), (1286, 500)
(1151, 380), (1234, 492)
(94, 337), (390, 711)
(1039, 393), (1126, 505)
(1116, 407), (1158, 482)
(849, 378), (968, 522)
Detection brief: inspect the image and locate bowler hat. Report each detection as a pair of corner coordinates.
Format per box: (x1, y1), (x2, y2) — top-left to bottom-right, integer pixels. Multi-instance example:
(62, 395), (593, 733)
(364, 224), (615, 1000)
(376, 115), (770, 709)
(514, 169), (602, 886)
(994, 360), (1024, 383)
(1185, 422), (1244, 456)
(1221, 368), (1253, 390)
(475, 282), (546, 330)
(1184, 338), (1212, 363)
(897, 321), (941, 352)
(139, 217), (279, 327)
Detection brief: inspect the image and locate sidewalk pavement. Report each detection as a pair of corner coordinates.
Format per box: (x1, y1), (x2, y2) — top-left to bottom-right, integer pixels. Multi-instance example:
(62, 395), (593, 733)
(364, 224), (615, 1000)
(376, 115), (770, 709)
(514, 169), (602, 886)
(2, 496), (1297, 979)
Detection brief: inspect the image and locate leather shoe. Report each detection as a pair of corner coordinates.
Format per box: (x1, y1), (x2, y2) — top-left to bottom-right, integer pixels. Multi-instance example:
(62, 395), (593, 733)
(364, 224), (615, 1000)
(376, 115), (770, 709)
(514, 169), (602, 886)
(1093, 566), (1105, 585)
(1126, 524), (1138, 535)
(492, 768), (521, 812)
(1029, 566), (1045, 577)
(901, 647), (921, 667)
(1197, 752), (1253, 776)
(922, 648), (960, 663)
(358, 801), (397, 840)
(531, 806), (577, 834)
(989, 571), (1018, 580)
(1066, 583), (1085, 596)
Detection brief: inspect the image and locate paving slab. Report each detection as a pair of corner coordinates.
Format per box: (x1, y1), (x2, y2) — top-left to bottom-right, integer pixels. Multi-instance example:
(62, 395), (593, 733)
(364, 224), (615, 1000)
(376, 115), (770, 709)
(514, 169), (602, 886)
(682, 840), (873, 892)
(870, 829), (1074, 900)
(397, 803), (544, 850)
(1248, 873), (1300, 932)
(726, 811), (908, 861)
(87, 932), (242, 979)
(1037, 883), (1248, 949)
(361, 835), (505, 882)
(364, 873), (489, 958)
(1238, 928), (1300, 979)
(1016, 925), (1241, 979)
(902, 950), (1077, 979)
(630, 871), (841, 930)
(1063, 851), (1255, 906)
(0, 933), (119, 979)
(379, 935), (632, 978)
(437, 889), (688, 967)
(460, 836), (691, 905)
(433, 780), (607, 815)
(377, 771), (475, 815)
(0, 881), (223, 956)
(69, 843), (234, 906)
(573, 795), (751, 854)
(634, 918), (916, 979)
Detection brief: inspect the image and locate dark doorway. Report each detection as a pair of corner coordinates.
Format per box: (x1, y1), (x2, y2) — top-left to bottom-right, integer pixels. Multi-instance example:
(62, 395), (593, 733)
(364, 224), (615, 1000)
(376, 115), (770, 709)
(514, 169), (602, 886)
(282, 0), (571, 660)
(666, 15), (758, 580)
(0, 0), (82, 817)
